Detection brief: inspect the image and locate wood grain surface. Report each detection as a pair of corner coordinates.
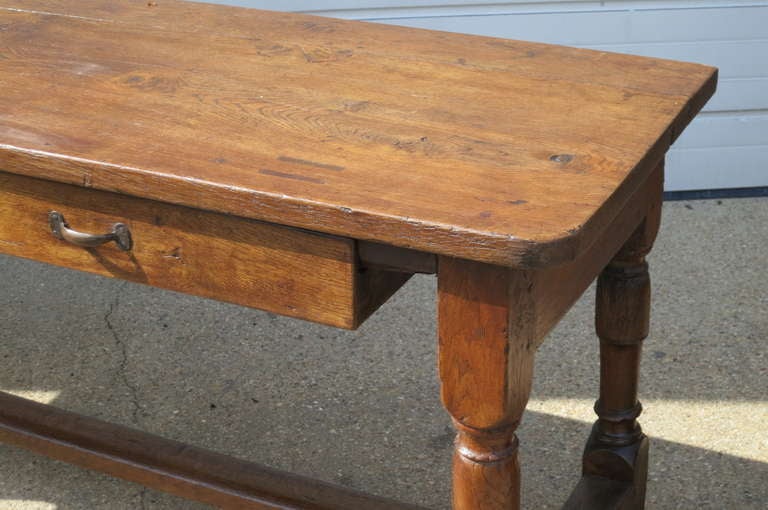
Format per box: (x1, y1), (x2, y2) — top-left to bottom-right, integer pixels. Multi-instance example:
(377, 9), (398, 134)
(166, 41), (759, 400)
(0, 0), (716, 267)
(0, 171), (406, 329)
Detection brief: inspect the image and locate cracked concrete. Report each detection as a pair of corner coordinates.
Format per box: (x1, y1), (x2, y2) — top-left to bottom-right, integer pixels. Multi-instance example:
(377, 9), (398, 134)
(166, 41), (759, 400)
(138, 488), (148, 510)
(104, 289), (150, 510)
(0, 196), (766, 509)
(104, 284), (143, 426)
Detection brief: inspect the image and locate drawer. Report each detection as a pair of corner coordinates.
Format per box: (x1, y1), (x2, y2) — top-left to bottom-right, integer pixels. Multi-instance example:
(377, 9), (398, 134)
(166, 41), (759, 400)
(0, 172), (409, 329)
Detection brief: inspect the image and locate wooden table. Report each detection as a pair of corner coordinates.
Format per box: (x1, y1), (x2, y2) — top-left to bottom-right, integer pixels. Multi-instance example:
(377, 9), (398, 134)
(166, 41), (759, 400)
(0, 1), (716, 508)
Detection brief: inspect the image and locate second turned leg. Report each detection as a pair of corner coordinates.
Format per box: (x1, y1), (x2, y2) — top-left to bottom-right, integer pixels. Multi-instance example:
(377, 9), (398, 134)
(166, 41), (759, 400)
(576, 207), (660, 510)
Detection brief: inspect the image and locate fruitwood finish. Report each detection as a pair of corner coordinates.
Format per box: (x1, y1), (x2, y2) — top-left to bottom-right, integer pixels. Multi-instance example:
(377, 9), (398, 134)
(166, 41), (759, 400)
(0, 0), (716, 509)
(0, 0), (715, 267)
(437, 162), (664, 510)
(0, 171), (408, 329)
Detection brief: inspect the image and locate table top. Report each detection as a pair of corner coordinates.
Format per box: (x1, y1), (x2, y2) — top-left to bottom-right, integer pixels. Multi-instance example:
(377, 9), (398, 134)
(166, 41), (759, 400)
(0, 0), (716, 267)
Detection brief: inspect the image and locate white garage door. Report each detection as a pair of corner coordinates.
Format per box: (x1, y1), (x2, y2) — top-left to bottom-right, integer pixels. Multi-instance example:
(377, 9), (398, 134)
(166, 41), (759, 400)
(202, 1), (768, 192)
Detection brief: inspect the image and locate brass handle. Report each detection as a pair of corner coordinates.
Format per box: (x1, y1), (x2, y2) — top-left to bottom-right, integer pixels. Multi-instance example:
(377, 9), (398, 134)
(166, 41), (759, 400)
(48, 211), (133, 251)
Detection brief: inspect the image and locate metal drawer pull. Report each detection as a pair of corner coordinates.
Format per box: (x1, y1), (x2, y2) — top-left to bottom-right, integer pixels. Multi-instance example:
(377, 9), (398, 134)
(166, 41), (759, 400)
(48, 211), (133, 251)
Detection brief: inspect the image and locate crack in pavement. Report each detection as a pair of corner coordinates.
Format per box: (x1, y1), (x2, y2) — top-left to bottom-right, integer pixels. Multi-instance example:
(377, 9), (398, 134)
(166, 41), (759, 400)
(104, 282), (143, 425)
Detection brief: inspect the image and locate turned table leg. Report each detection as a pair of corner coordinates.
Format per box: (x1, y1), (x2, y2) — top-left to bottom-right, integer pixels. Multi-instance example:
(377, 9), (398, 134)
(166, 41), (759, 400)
(578, 201), (661, 509)
(438, 257), (537, 510)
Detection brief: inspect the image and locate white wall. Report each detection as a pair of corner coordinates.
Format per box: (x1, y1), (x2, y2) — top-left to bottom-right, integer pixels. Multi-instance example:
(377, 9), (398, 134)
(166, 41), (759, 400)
(200, 1), (768, 191)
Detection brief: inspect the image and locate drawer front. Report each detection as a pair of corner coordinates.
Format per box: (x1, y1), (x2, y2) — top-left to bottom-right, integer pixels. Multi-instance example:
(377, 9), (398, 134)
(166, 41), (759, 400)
(0, 172), (404, 329)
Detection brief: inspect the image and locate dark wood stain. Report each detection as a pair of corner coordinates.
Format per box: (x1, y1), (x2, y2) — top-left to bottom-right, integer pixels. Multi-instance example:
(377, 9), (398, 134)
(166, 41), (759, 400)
(277, 155), (344, 171)
(259, 169), (325, 184)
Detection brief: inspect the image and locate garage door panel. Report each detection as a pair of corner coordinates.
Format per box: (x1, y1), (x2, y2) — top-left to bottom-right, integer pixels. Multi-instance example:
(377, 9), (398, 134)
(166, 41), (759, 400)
(674, 112), (768, 149)
(666, 146), (768, 190)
